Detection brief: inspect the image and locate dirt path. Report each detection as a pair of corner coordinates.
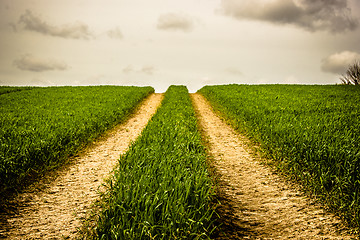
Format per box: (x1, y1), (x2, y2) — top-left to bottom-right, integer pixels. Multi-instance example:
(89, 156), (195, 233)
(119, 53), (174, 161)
(0, 93), (163, 239)
(191, 93), (356, 240)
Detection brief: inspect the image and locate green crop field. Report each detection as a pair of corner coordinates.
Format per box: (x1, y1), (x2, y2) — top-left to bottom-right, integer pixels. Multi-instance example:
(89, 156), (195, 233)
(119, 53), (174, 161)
(0, 86), (154, 194)
(199, 84), (360, 228)
(93, 86), (215, 239)
(2, 83), (359, 237)
(0, 86), (34, 95)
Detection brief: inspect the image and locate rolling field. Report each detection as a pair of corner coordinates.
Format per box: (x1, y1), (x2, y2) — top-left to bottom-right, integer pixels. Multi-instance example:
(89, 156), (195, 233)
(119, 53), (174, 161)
(199, 84), (360, 228)
(1, 84), (359, 238)
(93, 86), (215, 239)
(0, 86), (154, 194)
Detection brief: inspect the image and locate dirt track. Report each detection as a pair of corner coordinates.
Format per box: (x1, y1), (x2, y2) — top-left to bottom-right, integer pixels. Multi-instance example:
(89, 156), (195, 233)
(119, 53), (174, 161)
(191, 93), (356, 239)
(0, 93), (163, 239)
(0, 92), (357, 239)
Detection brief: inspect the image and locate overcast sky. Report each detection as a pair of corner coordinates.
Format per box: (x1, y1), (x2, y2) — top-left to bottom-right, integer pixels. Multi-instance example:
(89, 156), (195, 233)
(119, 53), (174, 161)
(1, 0), (360, 92)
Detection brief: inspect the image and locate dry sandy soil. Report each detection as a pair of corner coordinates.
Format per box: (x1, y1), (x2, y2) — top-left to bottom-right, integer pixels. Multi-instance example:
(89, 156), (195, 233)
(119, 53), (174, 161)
(0, 93), (163, 239)
(191, 93), (357, 240)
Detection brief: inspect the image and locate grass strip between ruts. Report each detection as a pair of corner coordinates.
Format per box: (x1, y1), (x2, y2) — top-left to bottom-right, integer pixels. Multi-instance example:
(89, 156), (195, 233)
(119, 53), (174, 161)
(94, 86), (215, 239)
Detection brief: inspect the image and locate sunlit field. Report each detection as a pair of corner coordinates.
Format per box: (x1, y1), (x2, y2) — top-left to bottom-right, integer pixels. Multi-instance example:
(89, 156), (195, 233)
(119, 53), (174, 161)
(94, 86), (215, 239)
(2, 84), (360, 237)
(0, 86), (154, 194)
(199, 84), (360, 228)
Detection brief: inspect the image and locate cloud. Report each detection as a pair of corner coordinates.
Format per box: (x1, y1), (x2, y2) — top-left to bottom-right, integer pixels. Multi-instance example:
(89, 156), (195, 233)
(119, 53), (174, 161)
(107, 27), (123, 39)
(8, 22), (17, 32)
(321, 51), (360, 74)
(140, 65), (155, 75)
(157, 13), (194, 32)
(13, 54), (68, 72)
(220, 0), (358, 33)
(122, 65), (156, 75)
(18, 9), (93, 39)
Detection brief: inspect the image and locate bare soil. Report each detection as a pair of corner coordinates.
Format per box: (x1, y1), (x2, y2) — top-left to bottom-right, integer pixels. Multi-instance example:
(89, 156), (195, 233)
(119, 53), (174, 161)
(0, 93), (163, 239)
(191, 93), (357, 240)
(1, 92), (358, 240)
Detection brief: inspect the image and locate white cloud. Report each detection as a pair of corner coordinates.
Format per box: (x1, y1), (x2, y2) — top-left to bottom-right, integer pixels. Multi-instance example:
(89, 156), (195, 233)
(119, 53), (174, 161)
(321, 51), (360, 74)
(157, 13), (194, 32)
(13, 54), (68, 72)
(18, 9), (93, 40)
(220, 0), (358, 33)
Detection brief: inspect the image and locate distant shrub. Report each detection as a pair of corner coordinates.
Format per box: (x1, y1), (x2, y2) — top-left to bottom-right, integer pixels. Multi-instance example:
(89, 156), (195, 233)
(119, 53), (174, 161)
(340, 60), (360, 85)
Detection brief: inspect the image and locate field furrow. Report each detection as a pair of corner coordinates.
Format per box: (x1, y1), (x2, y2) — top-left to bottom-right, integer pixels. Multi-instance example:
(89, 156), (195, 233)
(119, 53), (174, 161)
(192, 93), (356, 239)
(0, 93), (163, 239)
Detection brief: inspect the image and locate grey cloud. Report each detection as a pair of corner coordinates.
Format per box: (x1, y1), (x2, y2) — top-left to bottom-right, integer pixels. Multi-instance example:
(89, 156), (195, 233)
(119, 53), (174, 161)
(18, 10), (93, 39)
(8, 22), (17, 32)
(107, 27), (123, 39)
(13, 54), (68, 72)
(321, 51), (360, 74)
(220, 0), (358, 33)
(157, 13), (194, 32)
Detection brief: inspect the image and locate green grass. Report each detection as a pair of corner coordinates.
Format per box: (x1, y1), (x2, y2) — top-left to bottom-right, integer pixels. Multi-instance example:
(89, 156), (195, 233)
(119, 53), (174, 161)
(94, 86), (215, 239)
(199, 84), (360, 228)
(0, 86), (154, 194)
(0, 86), (34, 95)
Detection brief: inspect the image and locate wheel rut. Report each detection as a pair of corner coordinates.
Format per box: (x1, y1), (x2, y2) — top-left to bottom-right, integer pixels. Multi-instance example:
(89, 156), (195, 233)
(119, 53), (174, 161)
(1, 92), (357, 239)
(191, 93), (356, 239)
(0, 93), (163, 239)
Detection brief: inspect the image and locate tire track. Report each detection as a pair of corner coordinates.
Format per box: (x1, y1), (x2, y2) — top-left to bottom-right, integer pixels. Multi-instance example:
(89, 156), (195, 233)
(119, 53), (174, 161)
(0, 93), (163, 239)
(191, 93), (355, 239)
